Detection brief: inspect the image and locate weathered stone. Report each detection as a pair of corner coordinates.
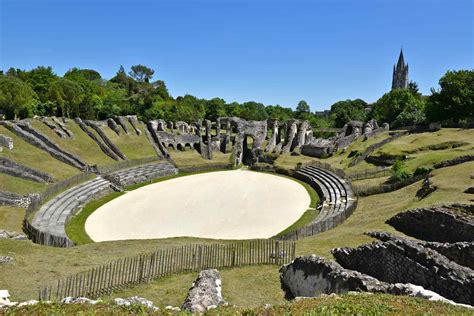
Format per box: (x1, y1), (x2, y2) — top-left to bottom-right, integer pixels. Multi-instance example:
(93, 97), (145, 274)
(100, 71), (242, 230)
(126, 115), (142, 135)
(107, 118), (121, 135)
(182, 269), (227, 313)
(465, 187), (474, 194)
(114, 116), (130, 134)
(368, 231), (474, 269)
(280, 254), (392, 299)
(114, 297), (158, 310)
(61, 297), (100, 304)
(331, 238), (474, 305)
(0, 120), (88, 171)
(0, 134), (13, 150)
(416, 175), (437, 199)
(387, 206), (474, 243)
(0, 157), (53, 183)
(39, 117), (68, 139)
(434, 155), (474, 169)
(51, 116), (74, 138)
(85, 120), (127, 160)
(0, 191), (31, 208)
(0, 256), (14, 264)
(0, 230), (27, 240)
(146, 121), (170, 158)
(75, 118), (121, 161)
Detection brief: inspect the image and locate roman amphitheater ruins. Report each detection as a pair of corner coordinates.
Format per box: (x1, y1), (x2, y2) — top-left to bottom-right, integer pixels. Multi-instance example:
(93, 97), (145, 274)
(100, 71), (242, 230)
(0, 115), (473, 311)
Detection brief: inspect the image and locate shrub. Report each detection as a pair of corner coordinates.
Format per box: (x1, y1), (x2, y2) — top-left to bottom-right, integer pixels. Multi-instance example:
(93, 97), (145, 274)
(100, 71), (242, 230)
(390, 160), (411, 182)
(413, 167), (432, 177)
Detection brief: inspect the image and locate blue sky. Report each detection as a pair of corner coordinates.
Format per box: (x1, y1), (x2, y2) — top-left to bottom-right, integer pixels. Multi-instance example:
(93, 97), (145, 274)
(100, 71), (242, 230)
(0, 0), (472, 111)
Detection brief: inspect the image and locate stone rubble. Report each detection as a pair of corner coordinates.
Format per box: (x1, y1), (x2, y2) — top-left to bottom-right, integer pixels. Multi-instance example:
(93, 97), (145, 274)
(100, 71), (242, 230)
(182, 269), (227, 313)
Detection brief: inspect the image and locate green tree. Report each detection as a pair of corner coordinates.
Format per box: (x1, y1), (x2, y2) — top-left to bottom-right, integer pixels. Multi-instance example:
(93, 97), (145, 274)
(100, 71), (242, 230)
(129, 65), (154, 83)
(47, 78), (84, 117)
(240, 101), (268, 121)
(426, 70), (473, 123)
(0, 76), (37, 119)
(295, 100), (310, 117)
(372, 90), (425, 127)
(21, 66), (58, 103)
(205, 98), (226, 121)
(329, 99), (367, 127)
(266, 105), (294, 121)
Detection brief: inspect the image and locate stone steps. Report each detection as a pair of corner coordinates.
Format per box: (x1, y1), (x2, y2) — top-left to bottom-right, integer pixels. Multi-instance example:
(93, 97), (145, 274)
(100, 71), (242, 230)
(29, 161), (178, 246)
(32, 177), (112, 238)
(111, 162), (177, 187)
(291, 165), (355, 237)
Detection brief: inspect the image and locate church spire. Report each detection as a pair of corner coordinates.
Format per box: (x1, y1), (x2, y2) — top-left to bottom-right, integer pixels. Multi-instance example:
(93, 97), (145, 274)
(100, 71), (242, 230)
(392, 48), (409, 90)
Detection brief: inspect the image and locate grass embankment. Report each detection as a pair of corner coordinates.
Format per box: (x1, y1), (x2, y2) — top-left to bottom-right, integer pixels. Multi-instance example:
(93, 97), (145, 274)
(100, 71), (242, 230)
(29, 119), (116, 167)
(323, 131), (393, 172)
(100, 121), (157, 160)
(371, 128), (474, 172)
(0, 206), (24, 232)
(6, 293), (472, 315)
(0, 125), (81, 193)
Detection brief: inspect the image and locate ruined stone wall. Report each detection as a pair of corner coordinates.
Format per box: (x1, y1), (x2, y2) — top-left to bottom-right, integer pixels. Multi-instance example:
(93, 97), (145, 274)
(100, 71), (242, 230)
(387, 207), (474, 242)
(0, 120), (88, 170)
(0, 157), (53, 183)
(424, 242), (474, 269)
(75, 118), (121, 161)
(332, 239), (474, 305)
(280, 254), (391, 299)
(0, 191), (31, 208)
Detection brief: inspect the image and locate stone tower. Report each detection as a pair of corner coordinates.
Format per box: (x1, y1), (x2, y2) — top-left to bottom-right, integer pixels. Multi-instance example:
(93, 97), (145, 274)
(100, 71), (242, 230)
(391, 49), (409, 90)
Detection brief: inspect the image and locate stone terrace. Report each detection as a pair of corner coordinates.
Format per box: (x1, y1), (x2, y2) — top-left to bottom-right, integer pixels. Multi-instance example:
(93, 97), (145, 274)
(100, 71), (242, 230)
(29, 161), (178, 247)
(278, 165), (356, 239)
(31, 177), (113, 246)
(109, 161), (177, 187)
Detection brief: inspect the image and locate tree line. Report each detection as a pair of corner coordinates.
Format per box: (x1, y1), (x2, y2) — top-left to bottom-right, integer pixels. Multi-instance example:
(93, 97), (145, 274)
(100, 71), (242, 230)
(0, 65), (472, 129)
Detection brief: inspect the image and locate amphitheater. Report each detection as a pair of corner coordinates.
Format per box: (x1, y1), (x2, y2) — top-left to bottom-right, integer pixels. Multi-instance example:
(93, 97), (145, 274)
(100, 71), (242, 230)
(0, 115), (473, 312)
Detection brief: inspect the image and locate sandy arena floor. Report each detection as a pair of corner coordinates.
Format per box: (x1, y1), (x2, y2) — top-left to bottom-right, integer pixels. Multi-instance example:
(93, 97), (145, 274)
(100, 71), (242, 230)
(85, 170), (310, 241)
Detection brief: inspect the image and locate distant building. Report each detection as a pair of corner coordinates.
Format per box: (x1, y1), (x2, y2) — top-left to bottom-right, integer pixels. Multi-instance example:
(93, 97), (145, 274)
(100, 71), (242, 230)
(315, 110), (330, 118)
(392, 49), (409, 90)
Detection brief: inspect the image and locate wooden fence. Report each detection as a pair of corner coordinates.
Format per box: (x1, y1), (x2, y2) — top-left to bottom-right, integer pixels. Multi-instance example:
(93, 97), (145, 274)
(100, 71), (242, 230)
(38, 240), (295, 301)
(276, 199), (358, 241)
(347, 168), (391, 181)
